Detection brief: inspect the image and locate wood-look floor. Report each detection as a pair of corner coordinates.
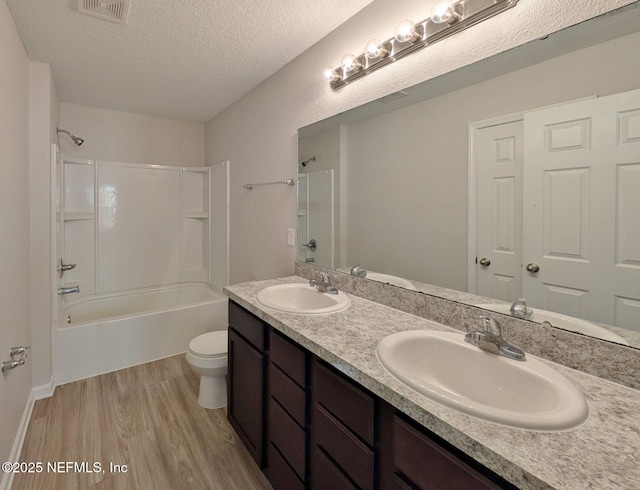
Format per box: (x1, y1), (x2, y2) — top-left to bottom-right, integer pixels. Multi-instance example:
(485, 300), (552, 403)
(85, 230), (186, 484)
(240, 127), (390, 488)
(13, 355), (271, 490)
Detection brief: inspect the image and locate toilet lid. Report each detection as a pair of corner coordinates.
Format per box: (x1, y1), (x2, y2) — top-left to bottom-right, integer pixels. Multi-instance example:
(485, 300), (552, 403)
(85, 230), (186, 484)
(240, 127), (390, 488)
(188, 330), (228, 358)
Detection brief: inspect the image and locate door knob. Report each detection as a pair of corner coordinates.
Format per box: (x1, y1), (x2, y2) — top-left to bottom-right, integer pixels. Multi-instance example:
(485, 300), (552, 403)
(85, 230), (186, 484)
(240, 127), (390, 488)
(526, 263), (540, 273)
(302, 238), (317, 252)
(479, 257), (491, 267)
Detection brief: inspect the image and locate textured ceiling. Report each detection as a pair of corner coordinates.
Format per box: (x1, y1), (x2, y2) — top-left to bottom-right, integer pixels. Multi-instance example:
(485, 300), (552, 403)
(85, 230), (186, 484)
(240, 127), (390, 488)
(6, 0), (374, 122)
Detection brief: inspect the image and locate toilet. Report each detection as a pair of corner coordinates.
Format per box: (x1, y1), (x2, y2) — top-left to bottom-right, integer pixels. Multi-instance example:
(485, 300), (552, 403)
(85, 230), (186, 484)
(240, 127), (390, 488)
(186, 330), (228, 409)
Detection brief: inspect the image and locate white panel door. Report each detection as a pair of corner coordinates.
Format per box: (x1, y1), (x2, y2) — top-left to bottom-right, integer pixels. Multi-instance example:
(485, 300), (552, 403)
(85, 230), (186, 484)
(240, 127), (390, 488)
(523, 89), (640, 329)
(476, 121), (524, 302)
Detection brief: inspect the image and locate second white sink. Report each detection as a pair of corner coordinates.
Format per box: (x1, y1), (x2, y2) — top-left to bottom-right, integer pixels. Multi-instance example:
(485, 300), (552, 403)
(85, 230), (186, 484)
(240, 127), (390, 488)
(364, 272), (417, 290)
(377, 330), (589, 431)
(477, 304), (629, 345)
(257, 283), (350, 315)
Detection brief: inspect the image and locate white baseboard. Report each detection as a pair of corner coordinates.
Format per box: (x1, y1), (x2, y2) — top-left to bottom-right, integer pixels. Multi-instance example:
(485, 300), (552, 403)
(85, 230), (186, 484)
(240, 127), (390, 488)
(33, 376), (56, 400)
(0, 389), (36, 490)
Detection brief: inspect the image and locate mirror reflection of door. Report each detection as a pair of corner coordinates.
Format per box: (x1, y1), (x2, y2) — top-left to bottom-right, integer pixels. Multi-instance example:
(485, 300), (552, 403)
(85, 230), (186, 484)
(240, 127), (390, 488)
(297, 170), (335, 268)
(523, 89), (640, 328)
(475, 120), (524, 302)
(475, 88), (640, 328)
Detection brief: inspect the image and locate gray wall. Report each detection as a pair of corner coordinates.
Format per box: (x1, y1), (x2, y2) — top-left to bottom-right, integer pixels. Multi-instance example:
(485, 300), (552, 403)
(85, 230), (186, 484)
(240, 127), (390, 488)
(60, 103), (205, 166)
(0, 0), (33, 468)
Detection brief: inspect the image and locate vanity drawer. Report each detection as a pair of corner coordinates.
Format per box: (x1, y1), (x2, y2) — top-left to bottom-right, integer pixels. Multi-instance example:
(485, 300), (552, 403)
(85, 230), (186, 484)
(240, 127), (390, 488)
(269, 363), (305, 426)
(268, 443), (304, 490)
(391, 474), (414, 490)
(393, 416), (502, 490)
(314, 360), (374, 445)
(229, 302), (265, 351)
(313, 404), (374, 490)
(270, 330), (305, 387)
(269, 398), (306, 479)
(312, 447), (357, 490)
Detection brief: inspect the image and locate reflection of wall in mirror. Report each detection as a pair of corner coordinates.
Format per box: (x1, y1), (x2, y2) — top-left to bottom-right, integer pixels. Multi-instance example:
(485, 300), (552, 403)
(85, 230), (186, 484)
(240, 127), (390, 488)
(341, 31), (640, 292)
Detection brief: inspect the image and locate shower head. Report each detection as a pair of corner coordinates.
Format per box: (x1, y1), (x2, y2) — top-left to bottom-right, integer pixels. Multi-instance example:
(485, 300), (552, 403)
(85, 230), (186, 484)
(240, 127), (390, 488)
(56, 128), (84, 146)
(300, 157), (315, 167)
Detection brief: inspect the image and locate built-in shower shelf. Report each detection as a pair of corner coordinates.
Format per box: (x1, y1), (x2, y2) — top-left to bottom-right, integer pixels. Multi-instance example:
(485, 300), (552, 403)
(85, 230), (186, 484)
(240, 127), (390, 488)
(63, 212), (96, 221)
(297, 211), (307, 217)
(183, 212), (208, 219)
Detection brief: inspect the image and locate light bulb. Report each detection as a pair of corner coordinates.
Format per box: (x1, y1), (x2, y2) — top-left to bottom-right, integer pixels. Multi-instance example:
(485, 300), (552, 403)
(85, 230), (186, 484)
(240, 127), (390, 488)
(323, 67), (339, 82)
(394, 20), (417, 43)
(431, 0), (459, 24)
(341, 54), (361, 72)
(364, 39), (389, 60)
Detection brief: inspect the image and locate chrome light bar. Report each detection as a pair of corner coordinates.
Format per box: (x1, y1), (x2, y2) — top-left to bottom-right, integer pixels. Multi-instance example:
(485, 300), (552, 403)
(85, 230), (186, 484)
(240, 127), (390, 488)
(326, 0), (519, 91)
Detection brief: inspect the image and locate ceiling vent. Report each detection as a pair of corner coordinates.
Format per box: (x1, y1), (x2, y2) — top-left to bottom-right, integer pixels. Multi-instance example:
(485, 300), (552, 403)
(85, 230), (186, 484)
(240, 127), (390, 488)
(78, 0), (130, 24)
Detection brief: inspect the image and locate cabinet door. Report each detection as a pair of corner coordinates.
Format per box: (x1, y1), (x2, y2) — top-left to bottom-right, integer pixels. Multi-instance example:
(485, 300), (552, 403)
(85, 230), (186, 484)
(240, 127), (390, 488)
(228, 327), (265, 467)
(392, 415), (507, 490)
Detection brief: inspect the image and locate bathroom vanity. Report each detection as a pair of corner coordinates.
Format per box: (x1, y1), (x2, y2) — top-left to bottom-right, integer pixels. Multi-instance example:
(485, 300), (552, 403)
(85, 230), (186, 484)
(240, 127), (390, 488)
(225, 277), (640, 490)
(227, 299), (512, 489)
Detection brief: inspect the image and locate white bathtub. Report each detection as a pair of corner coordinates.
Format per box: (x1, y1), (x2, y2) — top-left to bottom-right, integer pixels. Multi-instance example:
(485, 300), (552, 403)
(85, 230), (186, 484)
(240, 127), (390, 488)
(54, 284), (228, 384)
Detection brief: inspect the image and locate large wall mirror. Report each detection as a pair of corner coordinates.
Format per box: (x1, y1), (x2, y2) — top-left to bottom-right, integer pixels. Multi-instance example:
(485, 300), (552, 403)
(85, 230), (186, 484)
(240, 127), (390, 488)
(297, 3), (640, 349)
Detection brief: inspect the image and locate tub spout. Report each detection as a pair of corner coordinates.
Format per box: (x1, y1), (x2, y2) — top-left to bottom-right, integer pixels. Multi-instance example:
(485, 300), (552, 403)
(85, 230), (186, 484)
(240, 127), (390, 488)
(58, 286), (80, 295)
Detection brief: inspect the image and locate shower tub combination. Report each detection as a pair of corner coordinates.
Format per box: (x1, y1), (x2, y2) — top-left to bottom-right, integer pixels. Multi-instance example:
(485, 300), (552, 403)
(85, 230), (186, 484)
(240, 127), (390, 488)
(54, 283), (227, 384)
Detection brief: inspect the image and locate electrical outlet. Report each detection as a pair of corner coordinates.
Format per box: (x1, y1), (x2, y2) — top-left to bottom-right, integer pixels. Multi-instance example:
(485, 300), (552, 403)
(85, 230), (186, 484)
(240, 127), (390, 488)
(287, 228), (296, 246)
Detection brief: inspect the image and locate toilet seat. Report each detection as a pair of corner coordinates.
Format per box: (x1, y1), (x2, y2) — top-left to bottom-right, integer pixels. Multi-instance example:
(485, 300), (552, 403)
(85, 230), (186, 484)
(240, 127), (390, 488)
(188, 331), (228, 358)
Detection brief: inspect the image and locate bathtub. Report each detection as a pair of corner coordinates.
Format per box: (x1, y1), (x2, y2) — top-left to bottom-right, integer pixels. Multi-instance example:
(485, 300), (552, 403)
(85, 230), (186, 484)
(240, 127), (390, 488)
(54, 283), (228, 385)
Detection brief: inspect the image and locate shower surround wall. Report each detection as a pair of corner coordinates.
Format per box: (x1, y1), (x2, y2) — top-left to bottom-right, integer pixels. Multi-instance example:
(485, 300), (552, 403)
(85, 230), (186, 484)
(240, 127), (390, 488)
(60, 159), (211, 299)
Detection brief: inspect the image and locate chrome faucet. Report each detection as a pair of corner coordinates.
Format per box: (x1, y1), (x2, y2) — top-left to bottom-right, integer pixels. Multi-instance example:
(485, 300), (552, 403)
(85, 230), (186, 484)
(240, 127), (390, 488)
(350, 264), (367, 278)
(309, 272), (339, 295)
(58, 286), (80, 295)
(510, 297), (533, 320)
(465, 316), (526, 361)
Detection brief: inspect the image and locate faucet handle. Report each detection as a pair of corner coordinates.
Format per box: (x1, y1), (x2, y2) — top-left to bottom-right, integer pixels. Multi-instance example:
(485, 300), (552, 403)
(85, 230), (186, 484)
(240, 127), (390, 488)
(510, 297), (533, 319)
(319, 271), (331, 284)
(478, 316), (502, 336)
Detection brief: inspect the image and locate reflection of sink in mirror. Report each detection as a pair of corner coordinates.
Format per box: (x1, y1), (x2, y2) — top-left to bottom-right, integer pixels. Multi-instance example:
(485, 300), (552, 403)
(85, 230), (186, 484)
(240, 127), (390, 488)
(377, 330), (589, 431)
(477, 304), (629, 346)
(256, 283), (350, 315)
(338, 268), (416, 290)
(363, 272), (416, 290)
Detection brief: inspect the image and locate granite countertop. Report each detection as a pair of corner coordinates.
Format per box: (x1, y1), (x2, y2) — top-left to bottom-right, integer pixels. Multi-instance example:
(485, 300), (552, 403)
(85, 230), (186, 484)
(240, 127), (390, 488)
(224, 276), (640, 490)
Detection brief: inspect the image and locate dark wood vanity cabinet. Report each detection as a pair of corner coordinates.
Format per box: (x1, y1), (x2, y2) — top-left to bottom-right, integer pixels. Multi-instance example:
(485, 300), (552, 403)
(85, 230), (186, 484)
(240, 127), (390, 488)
(311, 358), (375, 490)
(379, 404), (517, 490)
(227, 302), (267, 468)
(227, 301), (517, 490)
(267, 330), (308, 490)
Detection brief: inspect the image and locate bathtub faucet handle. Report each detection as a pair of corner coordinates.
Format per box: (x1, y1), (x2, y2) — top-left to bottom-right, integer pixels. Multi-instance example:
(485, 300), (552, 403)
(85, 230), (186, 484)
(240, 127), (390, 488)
(58, 259), (76, 278)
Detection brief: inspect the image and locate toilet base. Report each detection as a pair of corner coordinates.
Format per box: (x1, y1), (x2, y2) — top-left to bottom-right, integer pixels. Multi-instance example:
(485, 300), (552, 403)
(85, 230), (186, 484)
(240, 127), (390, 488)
(198, 374), (227, 409)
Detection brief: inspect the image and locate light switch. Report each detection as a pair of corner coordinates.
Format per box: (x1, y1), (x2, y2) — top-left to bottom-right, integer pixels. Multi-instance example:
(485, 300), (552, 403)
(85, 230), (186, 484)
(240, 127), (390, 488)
(287, 228), (296, 246)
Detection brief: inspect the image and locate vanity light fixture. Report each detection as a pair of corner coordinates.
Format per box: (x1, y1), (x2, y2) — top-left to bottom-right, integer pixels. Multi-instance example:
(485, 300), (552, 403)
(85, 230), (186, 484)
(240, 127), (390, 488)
(364, 39), (389, 60)
(341, 53), (362, 73)
(323, 67), (341, 82)
(430, 0), (461, 25)
(325, 0), (518, 90)
(394, 20), (419, 43)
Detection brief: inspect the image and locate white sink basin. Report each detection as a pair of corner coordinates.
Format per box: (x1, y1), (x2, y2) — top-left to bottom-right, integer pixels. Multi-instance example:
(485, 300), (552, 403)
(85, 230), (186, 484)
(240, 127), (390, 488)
(257, 283), (350, 315)
(377, 330), (589, 431)
(477, 304), (629, 345)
